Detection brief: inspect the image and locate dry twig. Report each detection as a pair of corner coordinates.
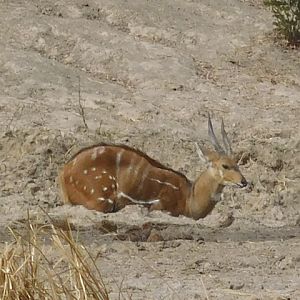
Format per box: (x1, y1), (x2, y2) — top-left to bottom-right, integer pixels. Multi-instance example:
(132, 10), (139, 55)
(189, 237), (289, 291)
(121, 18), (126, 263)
(78, 76), (89, 130)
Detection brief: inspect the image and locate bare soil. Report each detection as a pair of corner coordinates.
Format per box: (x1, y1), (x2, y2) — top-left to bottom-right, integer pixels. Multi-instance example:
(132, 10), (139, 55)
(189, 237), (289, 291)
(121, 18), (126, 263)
(0, 0), (299, 299)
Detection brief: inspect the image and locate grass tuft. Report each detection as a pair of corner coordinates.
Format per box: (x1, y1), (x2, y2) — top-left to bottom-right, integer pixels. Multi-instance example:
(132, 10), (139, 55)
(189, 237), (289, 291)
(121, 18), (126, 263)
(0, 219), (109, 300)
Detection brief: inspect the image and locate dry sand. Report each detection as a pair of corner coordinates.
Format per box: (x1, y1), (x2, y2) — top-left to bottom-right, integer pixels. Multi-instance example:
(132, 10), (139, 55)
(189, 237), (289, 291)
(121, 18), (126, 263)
(0, 0), (299, 299)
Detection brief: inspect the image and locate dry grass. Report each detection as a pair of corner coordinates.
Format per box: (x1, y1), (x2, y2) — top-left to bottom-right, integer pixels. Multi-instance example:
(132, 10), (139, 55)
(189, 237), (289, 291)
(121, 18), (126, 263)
(0, 218), (109, 300)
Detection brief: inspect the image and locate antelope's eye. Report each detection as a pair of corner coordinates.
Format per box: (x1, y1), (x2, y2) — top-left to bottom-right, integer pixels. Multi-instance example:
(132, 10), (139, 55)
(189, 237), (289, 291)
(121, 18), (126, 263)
(222, 164), (230, 170)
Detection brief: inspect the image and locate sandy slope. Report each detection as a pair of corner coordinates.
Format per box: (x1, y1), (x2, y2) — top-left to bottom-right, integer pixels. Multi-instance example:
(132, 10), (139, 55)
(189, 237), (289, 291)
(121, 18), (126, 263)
(0, 0), (299, 299)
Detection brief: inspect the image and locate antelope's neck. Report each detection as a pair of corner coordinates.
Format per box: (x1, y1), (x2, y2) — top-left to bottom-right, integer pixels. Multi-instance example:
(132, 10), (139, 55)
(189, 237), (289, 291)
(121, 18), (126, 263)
(186, 169), (224, 220)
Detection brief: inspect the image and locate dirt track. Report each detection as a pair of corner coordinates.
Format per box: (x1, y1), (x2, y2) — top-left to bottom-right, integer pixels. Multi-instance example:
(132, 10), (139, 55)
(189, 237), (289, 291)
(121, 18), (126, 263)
(0, 0), (299, 299)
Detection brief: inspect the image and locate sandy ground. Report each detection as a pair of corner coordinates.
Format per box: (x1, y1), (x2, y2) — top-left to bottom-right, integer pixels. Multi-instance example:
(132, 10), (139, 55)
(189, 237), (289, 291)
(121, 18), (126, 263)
(0, 0), (300, 299)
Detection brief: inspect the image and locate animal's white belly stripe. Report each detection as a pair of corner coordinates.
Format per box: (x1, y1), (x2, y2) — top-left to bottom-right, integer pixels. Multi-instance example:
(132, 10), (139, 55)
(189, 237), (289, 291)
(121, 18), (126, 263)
(117, 192), (160, 205)
(149, 178), (179, 190)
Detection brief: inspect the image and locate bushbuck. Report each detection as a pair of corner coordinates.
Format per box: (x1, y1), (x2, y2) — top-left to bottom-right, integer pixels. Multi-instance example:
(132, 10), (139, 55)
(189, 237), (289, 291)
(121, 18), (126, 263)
(59, 115), (248, 220)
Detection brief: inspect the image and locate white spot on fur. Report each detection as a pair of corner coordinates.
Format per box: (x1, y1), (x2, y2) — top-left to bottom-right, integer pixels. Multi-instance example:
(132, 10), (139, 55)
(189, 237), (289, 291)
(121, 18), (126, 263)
(90, 189), (94, 194)
(83, 186), (87, 191)
(95, 175), (102, 179)
(91, 167), (96, 172)
(109, 175), (113, 180)
(102, 187), (108, 192)
(107, 199), (113, 204)
(69, 176), (73, 183)
(102, 170), (107, 174)
(111, 184), (115, 189)
(83, 170), (88, 175)
(75, 180), (79, 185)
(97, 197), (105, 202)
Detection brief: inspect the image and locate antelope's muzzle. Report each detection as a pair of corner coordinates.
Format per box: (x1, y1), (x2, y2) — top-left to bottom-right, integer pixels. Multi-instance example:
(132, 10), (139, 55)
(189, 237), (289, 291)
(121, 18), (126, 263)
(238, 177), (248, 188)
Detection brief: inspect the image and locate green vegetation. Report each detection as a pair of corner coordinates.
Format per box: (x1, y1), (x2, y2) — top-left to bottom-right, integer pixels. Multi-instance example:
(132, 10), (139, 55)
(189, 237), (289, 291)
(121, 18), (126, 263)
(264, 0), (300, 46)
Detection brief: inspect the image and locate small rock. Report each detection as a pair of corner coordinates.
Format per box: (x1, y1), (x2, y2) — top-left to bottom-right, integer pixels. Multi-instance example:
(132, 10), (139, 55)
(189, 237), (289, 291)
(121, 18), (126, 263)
(196, 236), (205, 244)
(295, 216), (300, 226)
(147, 230), (164, 242)
(96, 244), (108, 255)
(229, 282), (244, 290)
(136, 243), (146, 251)
(29, 184), (40, 195)
(159, 240), (181, 250)
(218, 212), (235, 228)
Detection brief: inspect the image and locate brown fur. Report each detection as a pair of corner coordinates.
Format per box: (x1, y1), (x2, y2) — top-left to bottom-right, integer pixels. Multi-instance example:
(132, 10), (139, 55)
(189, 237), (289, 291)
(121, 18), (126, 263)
(59, 143), (247, 220)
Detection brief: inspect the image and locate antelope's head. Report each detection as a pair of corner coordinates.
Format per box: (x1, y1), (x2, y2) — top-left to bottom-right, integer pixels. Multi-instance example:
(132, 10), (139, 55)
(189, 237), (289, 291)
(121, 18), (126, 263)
(196, 114), (248, 189)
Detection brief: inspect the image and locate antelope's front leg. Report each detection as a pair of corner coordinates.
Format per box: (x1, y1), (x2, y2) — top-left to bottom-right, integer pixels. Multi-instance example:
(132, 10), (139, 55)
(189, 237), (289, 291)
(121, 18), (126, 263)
(149, 200), (164, 212)
(85, 197), (115, 213)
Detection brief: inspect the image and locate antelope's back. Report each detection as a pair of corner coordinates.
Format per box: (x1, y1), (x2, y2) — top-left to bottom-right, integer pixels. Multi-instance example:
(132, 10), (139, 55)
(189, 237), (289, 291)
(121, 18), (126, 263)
(59, 144), (191, 214)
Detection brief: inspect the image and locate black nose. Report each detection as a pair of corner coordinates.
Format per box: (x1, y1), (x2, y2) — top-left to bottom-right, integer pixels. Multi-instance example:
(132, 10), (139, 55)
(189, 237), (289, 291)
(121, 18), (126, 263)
(241, 177), (248, 187)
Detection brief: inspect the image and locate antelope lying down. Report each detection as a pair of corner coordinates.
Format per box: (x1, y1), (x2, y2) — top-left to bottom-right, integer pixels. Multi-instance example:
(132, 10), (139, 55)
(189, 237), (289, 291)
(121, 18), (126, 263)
(59, 115), (248, 220)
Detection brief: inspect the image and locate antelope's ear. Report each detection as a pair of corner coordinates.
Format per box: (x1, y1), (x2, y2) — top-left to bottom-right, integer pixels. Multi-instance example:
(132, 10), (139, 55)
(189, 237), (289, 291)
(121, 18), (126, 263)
(195, 143), (208, 163)
(195, 142), (211, 163)
(195, 143), (219, 165)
